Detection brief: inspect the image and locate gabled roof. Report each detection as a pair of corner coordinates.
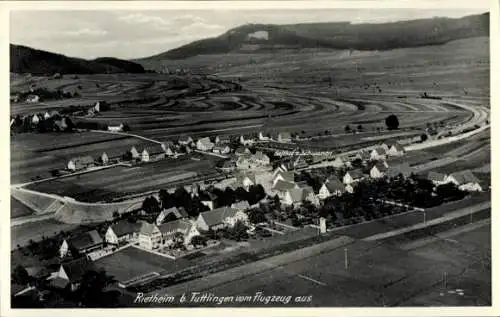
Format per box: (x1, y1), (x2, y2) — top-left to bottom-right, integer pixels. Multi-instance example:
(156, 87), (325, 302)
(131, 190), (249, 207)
(372, 162), (389, 173)
(179, 135), (192, 142)
(68, 230), (103, 250)
(390, 143), (405, 152)
(110, 220), (142, 237)
(449, 170), (480, 184)
(286, 188), (307, 203)
(231, 200), (251, 211)
(428, 171), (447, 182)
(387, 163), (414, 178)
(199, 207), (239, 227)
(237, 172), (256, 185)
(139, 222), (159, 236)
(197, 137), (213, 145)
(273, 179), (296, 192)
(274, 171), (294, 183)
(372, 147), (387, 155)
(345, 169), (364, 179)
(158, 219), (192, 236)
(324, 178), (345, 192)
(60, 257), (94, 282)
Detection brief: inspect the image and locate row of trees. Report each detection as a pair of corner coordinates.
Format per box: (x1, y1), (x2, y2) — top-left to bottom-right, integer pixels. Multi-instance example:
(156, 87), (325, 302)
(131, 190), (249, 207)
(11, 114), (76, 133)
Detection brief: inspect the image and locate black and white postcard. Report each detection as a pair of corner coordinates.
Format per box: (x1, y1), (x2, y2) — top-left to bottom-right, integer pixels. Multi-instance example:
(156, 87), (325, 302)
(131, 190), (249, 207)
(1, 0), (497, 315)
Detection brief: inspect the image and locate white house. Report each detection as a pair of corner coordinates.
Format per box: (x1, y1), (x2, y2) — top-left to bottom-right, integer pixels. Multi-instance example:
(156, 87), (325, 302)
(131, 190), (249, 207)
(445, 170), (483, 192)
(213, 144), (231, 155)
(67, 156), (95, 171)
(370, 162), (389, 179)
(31, 114), (40, 125)
(158, 219), (200, 247)
(318, 177), (345, 199)
(370, 148), (387, 161)
(387, 143), (405, 156)
(130, 146), (140, 159)
(196, 207), (249, 231)
(59, 230), (103, 258)
(44, 112), (51, 120)
(258, 131), (270, 141)
(138, 222), (163, 250)
(343, 169), (364, 184)
(427, 171), (448, 185)
(253, 151), (270, 166)
(200, 192), (218, 211)
(237, 172), (256, 190)
(196, 137), (215, 151)
(141, 149), (150, 162)
(156, 207), (189, 225)
(240, 135), (255, 146)
(277, 132), (292, 143)
(101, 152), (109, 165)
(105, 220), (142, 245)
(108, 124), (124, 132)
(331, 157), (345, 168)
(26, 95), (40, 103)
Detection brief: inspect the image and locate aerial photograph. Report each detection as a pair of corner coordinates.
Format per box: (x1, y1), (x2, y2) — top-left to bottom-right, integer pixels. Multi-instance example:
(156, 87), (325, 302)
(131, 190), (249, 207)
(8, 6), (491, 309)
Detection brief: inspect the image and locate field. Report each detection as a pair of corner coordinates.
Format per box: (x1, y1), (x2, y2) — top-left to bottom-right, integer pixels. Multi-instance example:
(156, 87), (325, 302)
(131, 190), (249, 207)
(11, 219), (79, 249)
(26, 157), (218, 202)
(95, 246), (191, 283)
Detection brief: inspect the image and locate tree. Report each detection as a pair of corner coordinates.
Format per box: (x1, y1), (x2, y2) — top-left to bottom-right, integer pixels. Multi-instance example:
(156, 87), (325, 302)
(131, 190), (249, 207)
(227, 220), (249, 241)
(64, 117), (75, 132)
(385, 114), (399, 130)
(420, 134), (428, 142)
(191, 235), (208, 248)
(247, 207), (267, 224)
(357, 124), (363, 132)
(122, 123), (131, 132)
(112, 211), (120, 220)
(159, 189), (175, 209)
(12, 265), (31, 285)
(344, 125), (351, 133)
(78, 269), (117, 307)
(142, 196), (161, 215)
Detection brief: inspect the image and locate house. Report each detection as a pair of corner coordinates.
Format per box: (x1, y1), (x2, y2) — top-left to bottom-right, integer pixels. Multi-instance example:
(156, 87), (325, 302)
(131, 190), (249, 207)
(59, 230), (103, 258)
(240, 135), (255, 146)
(196, 137), (215, 151)
(108, 124), (124, 132)
(200, 192), (218, 210)
(378, 143), (390, 152)
(138, 222), (163, 250)
(94, 101), (100, 112)
(236, 172), (256, 189)
(387, 163), (414, 179)
(158, 219), (200, 247)
(318, 177), (345, 199)
(220, 160), (237, 172)
(300, 184), (320, 206)
(343, 169), (364, 184)
(370, 147), (387, 161)
(26, 95), (40, 103)
(178, 136), (193, 145)
(272, 179), (297, 198)
(141, 149), (150, 162)
(105, 220), (142, 245)
(213, 144), (231, 155)
(277, 132), (292, 143)
(50, 257), (95, 291)
(215, 135), (230, 144)
(43, 112), (50, 119)
(273, 171), (295, 186)
(235, 147), (251, 156)
(258, 131), (270, 141)
(370, 162), (389, 179)
(67, 156), (95, 171)
(156, 207), (189, 225)
(345, 182), (357, 194)
(282, 186), (316, 207)
(31, 114), (40, 125)
(288, 156), (308, 170)
(272, 165), (287, 177)
(130, 146), (140, 159)
(100, 152), (109, 165)
(231, 200), (251, 211)
(196, 207), (248, 231)
(331, 157), (345, 168)
(427, 171), (447, 185)
(236, 155), (256, 170)
(446, 170), (483, 192)
(253, 151), (270, 166)
(387, 143), (405, 156)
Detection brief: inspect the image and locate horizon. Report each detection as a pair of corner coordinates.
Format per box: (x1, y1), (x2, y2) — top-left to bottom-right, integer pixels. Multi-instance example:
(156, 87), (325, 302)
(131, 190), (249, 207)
(10, 9), (488, 60)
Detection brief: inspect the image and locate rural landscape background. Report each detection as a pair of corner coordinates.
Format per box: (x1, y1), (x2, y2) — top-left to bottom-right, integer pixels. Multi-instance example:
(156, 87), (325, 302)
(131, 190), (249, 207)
(9, 8), (491, 309)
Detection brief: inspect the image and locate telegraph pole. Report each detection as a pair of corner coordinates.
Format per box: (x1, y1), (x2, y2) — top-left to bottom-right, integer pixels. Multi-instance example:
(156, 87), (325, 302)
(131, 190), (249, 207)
(344, 247), (349, 270)
(423, 211), (426, 225)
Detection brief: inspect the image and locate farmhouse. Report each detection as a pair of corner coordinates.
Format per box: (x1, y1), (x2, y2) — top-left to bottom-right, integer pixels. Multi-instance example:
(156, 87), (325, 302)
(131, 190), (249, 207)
(31, 114), (40, 125)
(370, 162), (389, 179)
(272, 179), (297, 198)
(277, 132), (292, 143)
(445, 170), (483, 192)
(236, 155), (256, 170)
(343, 169), (365, 184)
(49, 257), (95, 291)
(178, 136), (193, 145)
(141, 149), (150, 162)
(156, 207), (189, 225)
(197, 137), (215, 151)
(67, 156), (95, 171)
(200, 192), (218, 211)
(235, 146), (251, 156)
(253, 151), (270, 166)
(108, 124), (124, 132)
(370, 148), (387, 161)
(26, 94), (40, 103)
(213, 144), (231, 155)
(427, 171), (447, 185)
(138, 222), (163, 250)
(231, 200), (251, 211)
(282, 187), (315, 207)
(196, 207), (248, 231)
(258, 131), (270, 141)
(44, 112), (50, 119)
(387, 143), (405, 156)
(130, 146), (140, 159)
(59, 230), (103, 258)
(158, 219), (200, 247)
(100, 152), (109, 165)
(318, 177), (345, 199)
(387, 163), (414, 179)
(105, 220), (142, 245)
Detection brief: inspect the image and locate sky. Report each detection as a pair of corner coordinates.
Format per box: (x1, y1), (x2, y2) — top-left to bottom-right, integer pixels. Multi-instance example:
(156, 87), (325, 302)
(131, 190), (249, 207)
(10, 8), (488, 60)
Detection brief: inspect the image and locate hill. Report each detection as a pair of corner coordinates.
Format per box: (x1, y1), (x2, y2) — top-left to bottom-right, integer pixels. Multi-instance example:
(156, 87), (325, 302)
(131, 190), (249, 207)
(10, 44), (146, 75)
(143, 12), (489, 60)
